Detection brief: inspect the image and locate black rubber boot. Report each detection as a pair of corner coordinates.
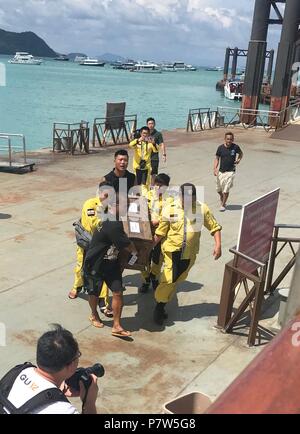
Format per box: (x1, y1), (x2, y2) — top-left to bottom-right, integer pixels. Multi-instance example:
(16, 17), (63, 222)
(153, 302), (167, 325)
(150, 273), (159, 291)
(139, 278), (150, 293)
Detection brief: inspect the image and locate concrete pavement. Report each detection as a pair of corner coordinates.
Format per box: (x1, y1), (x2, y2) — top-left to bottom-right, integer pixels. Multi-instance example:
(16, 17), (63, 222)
(0, 126), (299, 413)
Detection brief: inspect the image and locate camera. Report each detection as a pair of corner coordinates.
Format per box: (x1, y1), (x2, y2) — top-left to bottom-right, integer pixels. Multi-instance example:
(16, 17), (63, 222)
(133, 129), (141, 139)
(139, 159), (147, 170)
(66, 363), (105, 392)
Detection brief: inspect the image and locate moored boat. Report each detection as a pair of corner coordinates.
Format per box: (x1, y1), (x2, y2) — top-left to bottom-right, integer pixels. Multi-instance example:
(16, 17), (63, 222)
(132, 61), (162, 73)
(79, 58), (105, 66)
(224, 80), (244, 100)
(8, 52), (43, 65)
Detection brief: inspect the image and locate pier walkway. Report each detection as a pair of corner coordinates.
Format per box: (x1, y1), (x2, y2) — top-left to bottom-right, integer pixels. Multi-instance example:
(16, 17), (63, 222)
(0, 127), (299, 413)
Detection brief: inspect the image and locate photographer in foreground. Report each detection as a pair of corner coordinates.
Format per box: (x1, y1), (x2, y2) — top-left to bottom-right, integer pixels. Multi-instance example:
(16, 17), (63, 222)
(0, 324), (98, 414)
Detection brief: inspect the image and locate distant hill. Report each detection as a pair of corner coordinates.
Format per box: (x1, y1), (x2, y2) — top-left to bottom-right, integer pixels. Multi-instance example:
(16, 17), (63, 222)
(0, 28), (56, 57)
(67, 52), (87, 61)
(98, 52), (126, 63)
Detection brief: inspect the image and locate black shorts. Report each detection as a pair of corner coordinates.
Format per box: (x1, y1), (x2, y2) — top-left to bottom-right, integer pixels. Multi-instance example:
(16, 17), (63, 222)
(151, 154), (159, 175)
(84, 259), (124, 296)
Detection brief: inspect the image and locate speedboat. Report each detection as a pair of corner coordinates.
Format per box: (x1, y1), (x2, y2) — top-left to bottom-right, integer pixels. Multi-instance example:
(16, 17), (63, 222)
(132, 61), (162, 73)
(185, 64), (197, 71)
(224, 80), (244, 100)
(54, 55), (69, 61)
(206, 66), (223, 72)
(79, 58), (105, 66)
(8, 52), (43, 65)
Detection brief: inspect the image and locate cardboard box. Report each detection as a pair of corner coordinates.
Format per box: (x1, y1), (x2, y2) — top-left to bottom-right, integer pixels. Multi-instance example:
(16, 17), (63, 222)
(121, 195), (153, 270)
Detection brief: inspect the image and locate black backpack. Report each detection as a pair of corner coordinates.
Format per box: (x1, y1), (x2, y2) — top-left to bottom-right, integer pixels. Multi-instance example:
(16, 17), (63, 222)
(0, 362), (69, 414)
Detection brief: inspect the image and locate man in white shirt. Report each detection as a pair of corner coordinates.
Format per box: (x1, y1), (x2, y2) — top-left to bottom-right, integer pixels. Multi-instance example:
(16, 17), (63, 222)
(1, 324), (98, 414)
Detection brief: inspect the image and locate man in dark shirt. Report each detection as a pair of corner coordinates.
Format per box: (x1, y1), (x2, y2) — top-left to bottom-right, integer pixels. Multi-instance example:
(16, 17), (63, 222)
(101, 149), (136, 194)
(214, 132), (243, 211)
(147, 117), (167, 185)
(83, 193), (137, 337)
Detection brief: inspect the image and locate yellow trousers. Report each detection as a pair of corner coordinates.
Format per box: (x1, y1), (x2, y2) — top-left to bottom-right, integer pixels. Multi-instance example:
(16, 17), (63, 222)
(73, 246), (109, 306)
(155, 251), (196, 303)
(141, 243), (163, 282)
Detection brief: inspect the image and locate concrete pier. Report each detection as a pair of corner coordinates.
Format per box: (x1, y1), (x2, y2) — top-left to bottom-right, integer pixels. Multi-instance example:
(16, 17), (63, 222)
(0, 127), (299, 413)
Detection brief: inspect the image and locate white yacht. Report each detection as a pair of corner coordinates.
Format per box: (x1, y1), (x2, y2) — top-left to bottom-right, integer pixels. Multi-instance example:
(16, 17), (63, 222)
(224, 80), (244, 100)
(172, 61), (196, 71)
(74, 55), (87, 63)
(132, 61), (162, 73)
(8, 52), (43, 65)
(161, 63), (177, 72)
(79, 58), (105, 66)
(173, 61), (186, 71)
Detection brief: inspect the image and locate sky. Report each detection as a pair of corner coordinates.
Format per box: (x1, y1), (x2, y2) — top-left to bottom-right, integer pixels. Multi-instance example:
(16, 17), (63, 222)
(0, 0), (283, 65)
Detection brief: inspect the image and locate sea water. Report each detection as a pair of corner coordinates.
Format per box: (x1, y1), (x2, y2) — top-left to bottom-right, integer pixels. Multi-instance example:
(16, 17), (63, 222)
(0, 55), (241, 150)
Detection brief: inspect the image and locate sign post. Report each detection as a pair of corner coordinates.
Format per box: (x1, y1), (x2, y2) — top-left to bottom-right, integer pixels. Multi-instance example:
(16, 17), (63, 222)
(217, 189), (280, 346)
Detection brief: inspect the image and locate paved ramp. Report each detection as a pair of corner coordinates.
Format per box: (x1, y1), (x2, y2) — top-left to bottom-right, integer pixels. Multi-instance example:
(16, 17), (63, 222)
(271, 123), (300, 142)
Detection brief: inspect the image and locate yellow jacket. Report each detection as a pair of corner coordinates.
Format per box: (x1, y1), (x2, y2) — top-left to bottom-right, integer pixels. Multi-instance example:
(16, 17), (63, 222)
(155, 200), (222, 259)
(129, 139), (155, 171)
(81, 197), (103, 234)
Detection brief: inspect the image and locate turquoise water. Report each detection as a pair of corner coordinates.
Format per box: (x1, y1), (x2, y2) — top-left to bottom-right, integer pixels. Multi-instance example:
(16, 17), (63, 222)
(0, 55), (241, 150)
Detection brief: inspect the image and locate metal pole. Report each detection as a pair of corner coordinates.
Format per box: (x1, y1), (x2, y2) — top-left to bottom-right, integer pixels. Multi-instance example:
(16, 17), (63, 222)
(266, 49), (274, 84)
(241, 0), (271, 117)
(231, 47), (238, 79)
(282, 248), (300, 326)
(22, 135), (27, 164)
(223, 47), (231, 81)
(8, 138), (12, 167)
(270, 0), (300, 120)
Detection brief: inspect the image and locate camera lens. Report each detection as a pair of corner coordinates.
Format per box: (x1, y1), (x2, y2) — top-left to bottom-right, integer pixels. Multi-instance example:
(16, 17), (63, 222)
(86, 363), (105, 378)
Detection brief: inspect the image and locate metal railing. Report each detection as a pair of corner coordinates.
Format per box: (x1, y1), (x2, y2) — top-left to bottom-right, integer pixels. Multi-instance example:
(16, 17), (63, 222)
(216, 106), (284, 132)
(187, 99), (300, 134)
(207, 250), (300, 414)
(0, 133), (27, 166)
(53, 121), (89, 154)
(265, 224), (300, 294)
(186, 108), (220, 132)
(93, 114), (137, 147)
(276, 99), (300, 128)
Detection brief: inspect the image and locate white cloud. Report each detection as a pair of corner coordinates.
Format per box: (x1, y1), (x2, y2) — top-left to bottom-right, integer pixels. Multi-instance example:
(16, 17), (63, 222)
(0, 0), (282, 64)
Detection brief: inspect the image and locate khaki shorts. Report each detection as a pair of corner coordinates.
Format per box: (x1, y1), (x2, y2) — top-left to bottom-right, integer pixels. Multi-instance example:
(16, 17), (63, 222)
(216, 171), (235, 194)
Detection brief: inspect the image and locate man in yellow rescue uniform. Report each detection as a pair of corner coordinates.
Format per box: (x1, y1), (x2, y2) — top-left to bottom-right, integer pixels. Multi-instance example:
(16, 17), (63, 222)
(68, 182), (113, 317)
(140, 173), (171, 293)
(129, 126), (155, 191)
(153, 183), (222, 325)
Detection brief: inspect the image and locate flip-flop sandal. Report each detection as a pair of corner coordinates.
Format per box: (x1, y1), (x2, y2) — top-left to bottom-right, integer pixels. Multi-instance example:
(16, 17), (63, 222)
(111, 329), (131, 337)
(89, 316), (104, 328)
(100, 307), (113, 318)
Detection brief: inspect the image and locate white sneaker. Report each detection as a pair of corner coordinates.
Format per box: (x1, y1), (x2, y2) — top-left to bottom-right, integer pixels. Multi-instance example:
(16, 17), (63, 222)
(219, 206), (226, 212)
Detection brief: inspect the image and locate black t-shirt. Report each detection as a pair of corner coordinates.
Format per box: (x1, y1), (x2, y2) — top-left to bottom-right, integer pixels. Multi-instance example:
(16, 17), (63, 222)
(104, 169), (136, 193)
(216, 143), (242, 172)
(150, 129), (163, 159)
(84, 219), (131, 272)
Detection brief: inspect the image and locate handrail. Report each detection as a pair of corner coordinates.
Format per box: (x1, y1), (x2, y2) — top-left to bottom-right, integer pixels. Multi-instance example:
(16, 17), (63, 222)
(229, 248), (266, 268)
(0, 134), (27, 164)
(274, 224), (300, 229)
